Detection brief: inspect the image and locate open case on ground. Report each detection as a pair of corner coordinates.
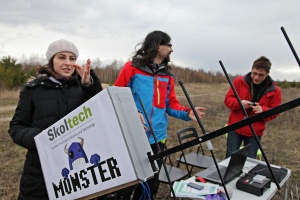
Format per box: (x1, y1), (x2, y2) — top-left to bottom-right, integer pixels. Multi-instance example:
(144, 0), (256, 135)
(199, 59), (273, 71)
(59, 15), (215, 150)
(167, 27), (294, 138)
(236, 173), (271, 196)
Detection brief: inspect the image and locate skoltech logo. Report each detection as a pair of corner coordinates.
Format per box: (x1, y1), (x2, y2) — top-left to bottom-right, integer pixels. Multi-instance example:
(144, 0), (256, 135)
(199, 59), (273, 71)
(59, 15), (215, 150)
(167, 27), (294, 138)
(48, 106), (92, 141)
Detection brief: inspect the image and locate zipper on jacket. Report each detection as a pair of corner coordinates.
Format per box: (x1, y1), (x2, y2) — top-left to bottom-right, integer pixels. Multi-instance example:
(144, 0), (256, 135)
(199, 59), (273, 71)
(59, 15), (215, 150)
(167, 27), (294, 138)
(156, 79), (160, 105)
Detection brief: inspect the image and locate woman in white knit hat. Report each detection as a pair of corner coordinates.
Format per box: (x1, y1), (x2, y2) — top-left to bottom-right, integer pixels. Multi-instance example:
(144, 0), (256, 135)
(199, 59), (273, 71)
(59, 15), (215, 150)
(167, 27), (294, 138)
(9, 39), (102, 200)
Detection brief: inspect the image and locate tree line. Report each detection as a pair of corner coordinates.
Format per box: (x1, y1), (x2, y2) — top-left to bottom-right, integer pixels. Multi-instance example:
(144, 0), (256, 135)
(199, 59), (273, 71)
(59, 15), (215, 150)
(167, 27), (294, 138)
(0, 56), (299, 90)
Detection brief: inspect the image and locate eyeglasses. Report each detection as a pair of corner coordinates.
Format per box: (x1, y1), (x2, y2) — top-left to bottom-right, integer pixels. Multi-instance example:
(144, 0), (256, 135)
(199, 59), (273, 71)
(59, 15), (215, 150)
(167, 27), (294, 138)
(251, 71), (267, 78)
(161, 43), (172, 47)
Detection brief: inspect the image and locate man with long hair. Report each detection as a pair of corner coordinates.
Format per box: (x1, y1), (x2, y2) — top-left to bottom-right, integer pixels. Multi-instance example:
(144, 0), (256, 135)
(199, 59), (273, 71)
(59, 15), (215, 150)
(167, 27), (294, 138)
(114, 30), (205, 199)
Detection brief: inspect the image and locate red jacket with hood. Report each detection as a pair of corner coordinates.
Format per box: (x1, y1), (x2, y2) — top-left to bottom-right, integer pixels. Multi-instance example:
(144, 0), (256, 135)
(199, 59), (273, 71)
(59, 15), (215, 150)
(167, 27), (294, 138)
(224, 74), (281, 136)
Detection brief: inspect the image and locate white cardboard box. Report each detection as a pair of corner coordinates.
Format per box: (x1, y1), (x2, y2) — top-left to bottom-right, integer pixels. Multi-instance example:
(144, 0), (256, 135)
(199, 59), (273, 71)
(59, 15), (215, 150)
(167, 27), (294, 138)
(35, 86), (155, 200)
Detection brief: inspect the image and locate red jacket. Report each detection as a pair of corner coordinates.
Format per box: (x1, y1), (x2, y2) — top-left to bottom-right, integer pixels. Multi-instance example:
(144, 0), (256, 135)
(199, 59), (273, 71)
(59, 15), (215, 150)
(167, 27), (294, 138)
(224, 75), (281, 136)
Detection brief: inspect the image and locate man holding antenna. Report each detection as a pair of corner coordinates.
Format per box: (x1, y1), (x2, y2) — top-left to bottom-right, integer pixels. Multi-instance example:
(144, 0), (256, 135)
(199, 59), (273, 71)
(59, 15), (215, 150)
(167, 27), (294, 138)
(224, 56), (282, 159)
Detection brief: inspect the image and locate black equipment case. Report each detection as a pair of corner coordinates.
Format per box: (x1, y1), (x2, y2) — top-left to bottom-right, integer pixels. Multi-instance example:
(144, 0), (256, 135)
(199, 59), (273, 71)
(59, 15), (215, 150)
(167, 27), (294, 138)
(236, 173), (271, 196)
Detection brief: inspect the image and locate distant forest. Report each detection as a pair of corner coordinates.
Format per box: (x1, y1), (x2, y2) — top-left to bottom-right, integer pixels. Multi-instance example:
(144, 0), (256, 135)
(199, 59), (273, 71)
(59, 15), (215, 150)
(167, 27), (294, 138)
(95, 61), (231, 86)
(0, 56), (299, 89)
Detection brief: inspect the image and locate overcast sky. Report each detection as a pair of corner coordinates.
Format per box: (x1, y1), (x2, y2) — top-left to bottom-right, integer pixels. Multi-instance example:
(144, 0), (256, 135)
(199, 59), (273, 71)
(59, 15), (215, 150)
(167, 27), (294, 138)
(0, 0), (299, 81)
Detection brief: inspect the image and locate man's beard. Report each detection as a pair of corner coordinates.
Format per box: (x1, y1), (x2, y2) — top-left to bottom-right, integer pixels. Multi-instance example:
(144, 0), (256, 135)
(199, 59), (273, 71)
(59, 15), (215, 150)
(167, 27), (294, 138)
(164, 55), (171, 63)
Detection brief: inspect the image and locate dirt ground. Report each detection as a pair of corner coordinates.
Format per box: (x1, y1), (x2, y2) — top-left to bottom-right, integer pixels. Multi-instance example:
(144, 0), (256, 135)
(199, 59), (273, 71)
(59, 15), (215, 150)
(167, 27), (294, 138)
(1, 85), (300, 200)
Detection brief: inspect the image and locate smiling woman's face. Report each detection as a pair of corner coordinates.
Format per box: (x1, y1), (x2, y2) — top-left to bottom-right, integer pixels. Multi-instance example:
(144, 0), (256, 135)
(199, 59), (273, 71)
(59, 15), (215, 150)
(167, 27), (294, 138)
(53, 52), (76, 76)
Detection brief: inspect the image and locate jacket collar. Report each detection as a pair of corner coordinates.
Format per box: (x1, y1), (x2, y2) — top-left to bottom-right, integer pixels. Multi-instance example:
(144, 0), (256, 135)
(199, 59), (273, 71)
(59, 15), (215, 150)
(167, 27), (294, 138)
(131, 57), (173, 76)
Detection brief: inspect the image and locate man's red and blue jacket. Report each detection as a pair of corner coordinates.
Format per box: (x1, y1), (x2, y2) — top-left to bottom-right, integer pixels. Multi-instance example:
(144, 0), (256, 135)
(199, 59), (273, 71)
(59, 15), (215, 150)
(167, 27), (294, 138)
(114, 59), (191, 144)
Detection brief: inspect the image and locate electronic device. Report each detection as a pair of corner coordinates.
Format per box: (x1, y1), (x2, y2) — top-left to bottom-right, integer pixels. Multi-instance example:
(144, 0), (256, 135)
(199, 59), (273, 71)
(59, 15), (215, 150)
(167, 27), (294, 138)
(236, 173), (271, 196)
(187, 182), (204, 190)
(253, 174), (267, 184)
(195, 144), (251, 185)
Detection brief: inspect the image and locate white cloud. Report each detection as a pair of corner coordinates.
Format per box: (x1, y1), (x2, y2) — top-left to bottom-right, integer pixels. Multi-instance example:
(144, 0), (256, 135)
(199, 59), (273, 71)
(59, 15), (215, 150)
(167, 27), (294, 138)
(0, 0), (299, 81)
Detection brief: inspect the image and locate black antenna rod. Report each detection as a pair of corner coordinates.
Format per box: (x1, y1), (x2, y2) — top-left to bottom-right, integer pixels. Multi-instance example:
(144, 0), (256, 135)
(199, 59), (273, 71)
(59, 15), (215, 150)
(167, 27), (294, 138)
(281, 27), (300, 67)
(150, 97), (300, 161)
(138, 98), (177, 200)
(219, 60), (280, 189)
(179, 80), (231, 200)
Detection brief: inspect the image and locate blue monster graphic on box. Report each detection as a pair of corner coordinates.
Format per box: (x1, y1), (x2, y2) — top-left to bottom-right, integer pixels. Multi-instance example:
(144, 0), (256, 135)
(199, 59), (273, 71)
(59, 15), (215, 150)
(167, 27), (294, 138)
(61, 137), (100, 178)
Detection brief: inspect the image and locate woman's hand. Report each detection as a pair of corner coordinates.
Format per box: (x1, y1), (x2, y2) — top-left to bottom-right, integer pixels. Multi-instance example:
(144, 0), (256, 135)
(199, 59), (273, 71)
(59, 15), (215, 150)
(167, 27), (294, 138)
(188, 107), (206, 121)
(73, 59), (92, 85)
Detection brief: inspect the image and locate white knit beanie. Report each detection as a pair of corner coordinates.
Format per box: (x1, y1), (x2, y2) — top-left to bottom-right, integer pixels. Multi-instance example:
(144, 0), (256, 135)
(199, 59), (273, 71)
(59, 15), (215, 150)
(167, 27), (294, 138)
(46, 39), (79, 61)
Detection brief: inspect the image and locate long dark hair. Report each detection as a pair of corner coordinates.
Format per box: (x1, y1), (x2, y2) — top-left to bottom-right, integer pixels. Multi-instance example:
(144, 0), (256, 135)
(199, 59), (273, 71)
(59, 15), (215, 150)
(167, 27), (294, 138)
(133, 30), (171, 67)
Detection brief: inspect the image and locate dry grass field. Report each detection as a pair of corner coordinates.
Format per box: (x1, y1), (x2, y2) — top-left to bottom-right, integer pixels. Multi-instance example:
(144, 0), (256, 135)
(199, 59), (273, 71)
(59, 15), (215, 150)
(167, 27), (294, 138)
(0, 83), (299, 200)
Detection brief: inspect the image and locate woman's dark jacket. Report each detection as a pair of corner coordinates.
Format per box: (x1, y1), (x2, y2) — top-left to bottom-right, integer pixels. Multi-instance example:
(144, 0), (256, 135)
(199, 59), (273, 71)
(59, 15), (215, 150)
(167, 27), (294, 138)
(9, 70), (102, 200)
